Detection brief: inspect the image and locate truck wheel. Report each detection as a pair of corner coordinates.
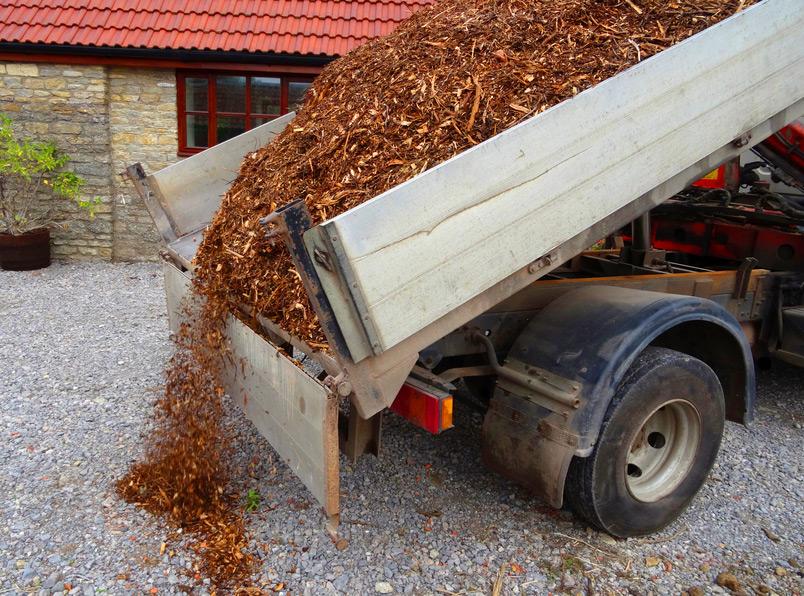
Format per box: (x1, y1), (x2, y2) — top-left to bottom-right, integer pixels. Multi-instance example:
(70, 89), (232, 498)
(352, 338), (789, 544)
(565, 347), (724, 537)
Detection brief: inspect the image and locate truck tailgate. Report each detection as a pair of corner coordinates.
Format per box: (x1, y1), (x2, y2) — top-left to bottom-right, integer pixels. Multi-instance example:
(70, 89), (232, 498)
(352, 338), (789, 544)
(163, 262), (340, 517)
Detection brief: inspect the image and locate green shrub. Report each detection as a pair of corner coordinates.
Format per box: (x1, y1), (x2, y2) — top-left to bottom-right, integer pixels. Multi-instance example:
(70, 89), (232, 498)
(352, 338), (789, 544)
(0, 114), (100, 235)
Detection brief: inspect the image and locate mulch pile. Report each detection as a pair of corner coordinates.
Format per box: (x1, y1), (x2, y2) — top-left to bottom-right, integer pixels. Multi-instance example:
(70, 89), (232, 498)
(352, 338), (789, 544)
(119, 0), (752, 588)
(116, 296), (257, 588)
(194, 0), (752, 348)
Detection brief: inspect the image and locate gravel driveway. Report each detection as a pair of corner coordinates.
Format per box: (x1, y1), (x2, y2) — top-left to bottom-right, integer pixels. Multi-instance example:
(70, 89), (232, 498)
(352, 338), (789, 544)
(1, 262), (802, 596)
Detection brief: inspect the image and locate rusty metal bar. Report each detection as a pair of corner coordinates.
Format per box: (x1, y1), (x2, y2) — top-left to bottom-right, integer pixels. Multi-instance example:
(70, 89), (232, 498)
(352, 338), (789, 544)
(472, 331), (580, 409)
(439, 365), (495, 384)
(125, 163), (178, 243)
(733, 257), (759, 299)
(259, 200), (353, 362)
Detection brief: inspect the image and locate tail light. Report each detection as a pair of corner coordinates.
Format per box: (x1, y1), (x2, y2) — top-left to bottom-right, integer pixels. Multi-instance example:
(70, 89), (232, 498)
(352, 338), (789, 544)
(390, 378), (453, 434)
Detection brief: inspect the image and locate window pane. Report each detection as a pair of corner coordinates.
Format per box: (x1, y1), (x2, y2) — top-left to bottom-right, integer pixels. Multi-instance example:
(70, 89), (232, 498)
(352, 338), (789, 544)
(288, 81), (311, 111)
(251, 77), (280, 115)
(252, 116), (277, 128)
(185, 77), (208, 111)
(186, 114), (208, 147)
(216, 76), (246, 113)
(217, 116), (246, 143)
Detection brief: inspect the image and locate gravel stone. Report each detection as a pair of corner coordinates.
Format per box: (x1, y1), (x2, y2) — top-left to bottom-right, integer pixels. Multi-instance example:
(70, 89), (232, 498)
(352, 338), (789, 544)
(21, 565), (36, 584)
(43, 571), (62, 590)
(1, 262), (802, 594)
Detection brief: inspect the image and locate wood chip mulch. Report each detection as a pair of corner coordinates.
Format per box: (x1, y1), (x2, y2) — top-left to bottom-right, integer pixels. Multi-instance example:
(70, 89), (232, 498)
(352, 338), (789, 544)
(193, 0), (753, 348)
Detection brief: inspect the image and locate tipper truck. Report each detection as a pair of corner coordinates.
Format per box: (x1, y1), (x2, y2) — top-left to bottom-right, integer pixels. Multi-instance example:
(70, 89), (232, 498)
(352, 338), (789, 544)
(128, 0), (804, 539)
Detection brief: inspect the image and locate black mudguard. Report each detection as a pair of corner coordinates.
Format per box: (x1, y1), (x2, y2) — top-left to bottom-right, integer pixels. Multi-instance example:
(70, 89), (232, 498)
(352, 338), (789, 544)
(482, 285), (755, 507)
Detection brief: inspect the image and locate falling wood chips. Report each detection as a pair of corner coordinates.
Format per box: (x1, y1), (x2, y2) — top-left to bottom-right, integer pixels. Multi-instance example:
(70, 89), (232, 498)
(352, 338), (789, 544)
(194, 0), (753, 348)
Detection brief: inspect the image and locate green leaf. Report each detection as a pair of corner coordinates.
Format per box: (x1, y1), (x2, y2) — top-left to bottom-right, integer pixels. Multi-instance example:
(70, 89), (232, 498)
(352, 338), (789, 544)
(245, 488), (261, 512)
(0, 113), (96, 234)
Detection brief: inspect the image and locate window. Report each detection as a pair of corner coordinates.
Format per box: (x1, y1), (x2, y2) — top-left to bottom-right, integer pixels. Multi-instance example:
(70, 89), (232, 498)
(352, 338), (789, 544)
(177, 73), (314, 154)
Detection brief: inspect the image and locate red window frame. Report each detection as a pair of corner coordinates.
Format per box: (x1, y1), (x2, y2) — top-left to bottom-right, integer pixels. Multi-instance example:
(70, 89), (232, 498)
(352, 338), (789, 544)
(176, 72), (314, 155)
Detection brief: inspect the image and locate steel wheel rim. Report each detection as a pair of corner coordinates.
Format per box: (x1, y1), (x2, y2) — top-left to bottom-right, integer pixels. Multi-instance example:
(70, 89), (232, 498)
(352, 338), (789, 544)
(625, 399), (701, 503)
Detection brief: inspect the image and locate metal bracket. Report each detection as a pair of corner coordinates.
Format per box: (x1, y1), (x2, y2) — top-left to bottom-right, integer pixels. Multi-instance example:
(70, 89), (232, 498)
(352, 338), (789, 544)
(258, 200), (353, 359)
(733, 257), (759, 299)
(124, 163), (178, 243)
(472, 331), (580, 410)
(339, 408), (382, 463)
(733, 132), (752, 148)
(499, 359), (582, 414)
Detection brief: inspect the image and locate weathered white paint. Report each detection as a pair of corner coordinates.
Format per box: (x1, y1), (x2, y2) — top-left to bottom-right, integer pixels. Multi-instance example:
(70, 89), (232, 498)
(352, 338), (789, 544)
(166, 229), (204, 269)
(321, 0), (804, 353)
(152, 112), (295, 237)
(163, 262), (339, 515)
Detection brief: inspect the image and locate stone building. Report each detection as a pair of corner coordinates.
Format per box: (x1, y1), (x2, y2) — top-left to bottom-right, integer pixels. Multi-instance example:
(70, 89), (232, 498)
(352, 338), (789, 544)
(0, 0), (427, 260)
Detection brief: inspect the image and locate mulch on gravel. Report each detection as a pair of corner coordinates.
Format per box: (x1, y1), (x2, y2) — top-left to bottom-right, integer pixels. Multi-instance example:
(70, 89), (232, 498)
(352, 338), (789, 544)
(116, 298), (255, 587)
(2, 263), (802, 595)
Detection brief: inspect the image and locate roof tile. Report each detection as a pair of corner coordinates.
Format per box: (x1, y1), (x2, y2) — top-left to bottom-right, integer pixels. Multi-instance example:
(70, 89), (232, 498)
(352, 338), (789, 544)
(0, 0), (434, 57)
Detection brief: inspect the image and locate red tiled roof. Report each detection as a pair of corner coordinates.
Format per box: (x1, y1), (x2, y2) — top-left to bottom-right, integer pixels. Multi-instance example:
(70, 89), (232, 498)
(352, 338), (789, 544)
(0, 0), (435, 58)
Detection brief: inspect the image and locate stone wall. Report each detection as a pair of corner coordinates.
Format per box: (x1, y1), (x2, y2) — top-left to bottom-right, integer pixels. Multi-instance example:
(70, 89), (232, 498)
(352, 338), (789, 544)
(109, 67), (177, 261)
(0, 61), (179, 261)
(0, 63), (114, 259)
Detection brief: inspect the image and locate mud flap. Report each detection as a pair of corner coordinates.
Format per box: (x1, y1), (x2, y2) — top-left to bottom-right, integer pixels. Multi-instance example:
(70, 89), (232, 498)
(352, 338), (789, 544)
(163, 262), (340, 519)
(482, 389), (575, 509)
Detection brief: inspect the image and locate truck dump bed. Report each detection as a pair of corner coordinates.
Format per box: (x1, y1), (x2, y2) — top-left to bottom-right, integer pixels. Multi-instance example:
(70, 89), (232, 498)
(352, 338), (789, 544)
(311, 0), (802, 358)
(129, 0), (803, 526)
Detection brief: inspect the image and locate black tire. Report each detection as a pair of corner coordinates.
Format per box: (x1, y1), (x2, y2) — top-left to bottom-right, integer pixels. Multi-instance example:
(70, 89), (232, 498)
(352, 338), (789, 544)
(565, 347), (725, 537)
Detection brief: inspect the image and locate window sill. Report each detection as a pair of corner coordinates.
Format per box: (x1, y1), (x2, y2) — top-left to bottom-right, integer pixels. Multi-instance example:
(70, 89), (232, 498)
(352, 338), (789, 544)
(177, 148), (205, 157)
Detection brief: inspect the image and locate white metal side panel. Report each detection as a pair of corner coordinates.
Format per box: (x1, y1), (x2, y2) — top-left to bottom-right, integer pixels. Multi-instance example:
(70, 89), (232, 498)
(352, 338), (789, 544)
(152, 112), (295, 236)
(321, 0), (804, 353)
(163, 262), (339, 516)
